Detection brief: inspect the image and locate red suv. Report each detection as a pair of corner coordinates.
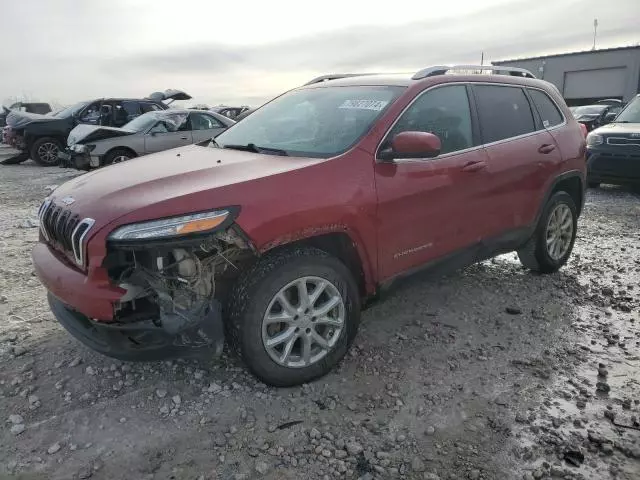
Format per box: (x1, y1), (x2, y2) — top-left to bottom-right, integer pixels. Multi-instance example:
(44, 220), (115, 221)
(33, 65), (586, 386)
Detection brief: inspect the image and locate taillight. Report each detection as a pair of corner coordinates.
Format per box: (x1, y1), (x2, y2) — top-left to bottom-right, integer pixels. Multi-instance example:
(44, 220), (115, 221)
(579, 123), (588, 138)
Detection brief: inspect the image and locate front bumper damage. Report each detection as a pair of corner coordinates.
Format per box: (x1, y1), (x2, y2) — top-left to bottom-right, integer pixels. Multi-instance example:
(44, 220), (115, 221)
(58, 148), (98, 170)
(34, 220), (254, 361)
(48, 293), (224, 360)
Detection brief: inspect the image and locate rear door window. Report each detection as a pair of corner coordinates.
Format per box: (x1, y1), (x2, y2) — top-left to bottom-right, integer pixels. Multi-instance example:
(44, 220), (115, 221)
(473, 85), (536, 143)
(528, 89), (564, 129)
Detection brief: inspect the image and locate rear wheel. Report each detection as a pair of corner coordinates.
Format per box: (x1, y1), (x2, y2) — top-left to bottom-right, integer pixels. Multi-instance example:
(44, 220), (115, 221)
(103, 148), (136, 166)
(30, 137), (63, 166)
(226, 247), (360, 387)
(518, 191), (577, 274)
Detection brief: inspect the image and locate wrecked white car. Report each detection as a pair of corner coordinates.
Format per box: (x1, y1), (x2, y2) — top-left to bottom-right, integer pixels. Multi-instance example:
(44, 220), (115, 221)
(59, 109), (235, 170)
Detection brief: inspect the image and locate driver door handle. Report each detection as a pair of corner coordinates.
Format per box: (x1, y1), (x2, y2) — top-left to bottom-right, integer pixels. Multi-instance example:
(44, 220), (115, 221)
(538, 144), (556, 154)
(461, 160), (487, 172)
(180, 136), (188, 140)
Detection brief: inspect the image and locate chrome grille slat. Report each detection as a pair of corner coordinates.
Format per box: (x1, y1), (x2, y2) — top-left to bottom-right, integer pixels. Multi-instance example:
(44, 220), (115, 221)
(607, 137), (640, 146)
(36, 199), (95, 267)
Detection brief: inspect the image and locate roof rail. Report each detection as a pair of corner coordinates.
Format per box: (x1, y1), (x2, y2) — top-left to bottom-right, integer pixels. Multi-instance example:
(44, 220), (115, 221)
(304, 73), (380, 86)
(412, 65), (536, 80)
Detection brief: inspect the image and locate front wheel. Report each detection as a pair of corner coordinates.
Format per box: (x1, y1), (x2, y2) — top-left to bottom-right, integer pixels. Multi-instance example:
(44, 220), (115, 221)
(103, 148), (136, 166)
(226, 247), (360, 387)
(30, 137), (63, 166)
(517, 191), (578, 274)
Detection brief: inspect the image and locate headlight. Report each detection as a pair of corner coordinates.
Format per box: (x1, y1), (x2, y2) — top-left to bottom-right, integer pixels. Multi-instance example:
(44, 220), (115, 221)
(108, 210), (233, 241)
(586, 134), (603, 147)
(72, 144), (96, 153)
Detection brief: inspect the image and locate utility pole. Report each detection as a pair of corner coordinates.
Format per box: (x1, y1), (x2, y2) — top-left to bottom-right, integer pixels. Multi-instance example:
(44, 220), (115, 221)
(480, 52), (484, 66)
(592, 19), (598, 50)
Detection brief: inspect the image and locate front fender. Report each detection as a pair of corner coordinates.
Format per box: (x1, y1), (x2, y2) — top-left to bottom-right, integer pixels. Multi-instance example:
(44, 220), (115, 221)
(247, 223), (378, 295)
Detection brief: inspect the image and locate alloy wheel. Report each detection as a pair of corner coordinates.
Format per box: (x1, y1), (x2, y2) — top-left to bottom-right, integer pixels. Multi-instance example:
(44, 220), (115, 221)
(545, 203), (573, 260)
(261, 276), (345, 368)
(37, 142), (59, 164)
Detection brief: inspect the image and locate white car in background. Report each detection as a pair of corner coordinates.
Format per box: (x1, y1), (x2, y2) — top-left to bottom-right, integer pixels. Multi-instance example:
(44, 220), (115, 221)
(59, 109), (235, 170)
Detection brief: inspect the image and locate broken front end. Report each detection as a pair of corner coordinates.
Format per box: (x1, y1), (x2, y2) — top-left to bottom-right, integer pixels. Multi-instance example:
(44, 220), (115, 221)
(39, 206), (255, 361)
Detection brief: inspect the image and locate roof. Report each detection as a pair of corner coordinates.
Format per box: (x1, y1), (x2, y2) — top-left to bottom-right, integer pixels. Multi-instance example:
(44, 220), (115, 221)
(493, 44), (640, 64)
(304, 74), (415, 87)
(302, 72), (551, 90)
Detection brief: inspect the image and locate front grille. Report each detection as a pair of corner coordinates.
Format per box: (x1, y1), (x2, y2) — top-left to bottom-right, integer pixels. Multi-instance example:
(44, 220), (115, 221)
(38, 200), (95, 266)
(606, 137), (640, 146)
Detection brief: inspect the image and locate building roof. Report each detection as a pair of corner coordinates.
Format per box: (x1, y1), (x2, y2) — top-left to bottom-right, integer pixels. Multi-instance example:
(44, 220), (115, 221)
(493, 44), (640, 64)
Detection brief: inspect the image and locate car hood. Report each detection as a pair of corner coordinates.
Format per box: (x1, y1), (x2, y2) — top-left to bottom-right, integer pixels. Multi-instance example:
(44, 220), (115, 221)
(6, 110), (65, 129)
(48, 144), (325, 232)
(574, 114), (599, 121)
(68, 124), (136, 146)
(591, 122), (640, 135)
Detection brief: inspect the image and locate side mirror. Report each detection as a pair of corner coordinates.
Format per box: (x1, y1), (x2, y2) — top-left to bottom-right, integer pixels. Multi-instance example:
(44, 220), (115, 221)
(378, 131), (441, 161)
(603, 112), (617, 123)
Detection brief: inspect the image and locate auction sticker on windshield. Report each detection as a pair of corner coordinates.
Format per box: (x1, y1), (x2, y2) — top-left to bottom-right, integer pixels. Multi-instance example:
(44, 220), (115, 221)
(339, 100), (389, 111)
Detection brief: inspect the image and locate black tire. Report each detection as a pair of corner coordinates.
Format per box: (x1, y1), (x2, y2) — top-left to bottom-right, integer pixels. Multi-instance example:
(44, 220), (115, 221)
(588, 181), (600, 189)
(0, 152), (29, 165)
(226, 247), (360, 387)
(517, 191), (578, 274)
(103, 148), (136, 166)
(30, 137), (63, 166)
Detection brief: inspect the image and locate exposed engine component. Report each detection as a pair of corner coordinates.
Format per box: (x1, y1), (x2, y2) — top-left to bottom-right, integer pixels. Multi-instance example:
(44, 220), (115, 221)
(105, 226), (254, 348)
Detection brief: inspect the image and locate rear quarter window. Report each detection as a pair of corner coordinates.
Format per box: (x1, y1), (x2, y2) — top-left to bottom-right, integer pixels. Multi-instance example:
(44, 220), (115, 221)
(528, 89), (564, 129)
(473, 85), (536, 143)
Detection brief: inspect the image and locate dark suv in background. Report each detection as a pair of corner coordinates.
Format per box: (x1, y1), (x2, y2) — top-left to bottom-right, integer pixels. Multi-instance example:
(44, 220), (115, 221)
(2, 90), (190, 166)
(586, 94), (640, 188)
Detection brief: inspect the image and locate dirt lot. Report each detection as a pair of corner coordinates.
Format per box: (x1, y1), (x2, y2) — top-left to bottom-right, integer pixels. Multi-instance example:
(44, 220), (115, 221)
(1, 155), (639, 480)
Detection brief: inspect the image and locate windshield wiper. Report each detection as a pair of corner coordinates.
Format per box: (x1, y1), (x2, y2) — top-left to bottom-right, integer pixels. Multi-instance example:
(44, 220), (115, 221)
(223, 143), (288, 156)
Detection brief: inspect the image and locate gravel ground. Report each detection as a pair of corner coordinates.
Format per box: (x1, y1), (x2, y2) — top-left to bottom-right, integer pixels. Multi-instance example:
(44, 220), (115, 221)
(1, 156), (639, 480)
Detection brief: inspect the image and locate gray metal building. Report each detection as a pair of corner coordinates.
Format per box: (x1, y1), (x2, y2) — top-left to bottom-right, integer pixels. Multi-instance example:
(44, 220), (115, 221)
(493, 46), (640, 106)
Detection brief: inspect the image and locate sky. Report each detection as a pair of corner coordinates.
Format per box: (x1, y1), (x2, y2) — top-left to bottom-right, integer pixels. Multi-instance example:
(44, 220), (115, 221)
(1, 0), (639, 108)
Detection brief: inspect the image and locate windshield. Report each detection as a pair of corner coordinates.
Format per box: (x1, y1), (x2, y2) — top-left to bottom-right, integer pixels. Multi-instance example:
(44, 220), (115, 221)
(615, 97), (640, 123)
(53, 101), (89, 118)
(573, 105), (606, 115)
(123, 111), (189, 132)
(123, 112), (162, 132)
(214, 85), (405, 157)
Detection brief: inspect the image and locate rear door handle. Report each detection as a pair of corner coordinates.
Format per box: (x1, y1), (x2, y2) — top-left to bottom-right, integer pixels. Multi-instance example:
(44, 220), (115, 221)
(180, 136), (189, 140)
(461, 160), (487, 172)
(538, 144), (556, 154)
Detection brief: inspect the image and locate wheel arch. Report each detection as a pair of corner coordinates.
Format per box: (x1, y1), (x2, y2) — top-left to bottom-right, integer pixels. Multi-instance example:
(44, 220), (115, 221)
(25, 133), (66, 149)
(104, 146), (138, 160)
(260, 230), (373, 299)
(538, 171), (585, 221)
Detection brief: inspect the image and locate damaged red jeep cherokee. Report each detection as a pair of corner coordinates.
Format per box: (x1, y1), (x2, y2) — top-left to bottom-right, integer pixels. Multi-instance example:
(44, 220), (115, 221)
(33, 66), (586, 386)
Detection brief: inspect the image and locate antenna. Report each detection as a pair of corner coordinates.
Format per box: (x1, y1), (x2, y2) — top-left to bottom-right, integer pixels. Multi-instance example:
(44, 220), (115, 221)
(592, 19), (598, 50)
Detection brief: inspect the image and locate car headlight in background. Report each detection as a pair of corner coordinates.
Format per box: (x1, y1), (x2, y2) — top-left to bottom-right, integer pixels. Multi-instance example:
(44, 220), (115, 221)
(108, 210), (234, 241)
(72, 144), (96, 153)
(586, 134), (603, 147)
